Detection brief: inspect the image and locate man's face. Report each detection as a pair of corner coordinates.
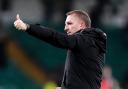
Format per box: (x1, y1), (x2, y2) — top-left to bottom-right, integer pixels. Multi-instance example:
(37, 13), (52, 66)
(64, 14), (85, 35)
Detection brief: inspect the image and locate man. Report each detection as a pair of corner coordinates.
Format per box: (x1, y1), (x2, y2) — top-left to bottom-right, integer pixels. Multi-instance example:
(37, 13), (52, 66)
(101, 66), (120, 89)
(14, 10), (107, 89)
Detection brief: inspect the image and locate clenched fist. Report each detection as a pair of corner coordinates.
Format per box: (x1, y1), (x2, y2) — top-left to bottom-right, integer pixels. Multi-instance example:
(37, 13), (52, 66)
(14, 14), (29, 31)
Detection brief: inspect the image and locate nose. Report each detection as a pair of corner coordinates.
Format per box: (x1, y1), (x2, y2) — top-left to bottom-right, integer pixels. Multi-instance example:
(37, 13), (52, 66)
(64, 28), (68, 32)
(64, 25), (68, 32)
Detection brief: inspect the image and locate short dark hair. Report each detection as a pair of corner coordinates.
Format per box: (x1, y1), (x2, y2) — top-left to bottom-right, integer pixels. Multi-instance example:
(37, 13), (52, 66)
(66, 10), (91, 28)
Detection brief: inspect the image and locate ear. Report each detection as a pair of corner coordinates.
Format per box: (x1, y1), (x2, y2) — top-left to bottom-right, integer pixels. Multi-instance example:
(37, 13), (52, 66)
(80, 22), (86, 29)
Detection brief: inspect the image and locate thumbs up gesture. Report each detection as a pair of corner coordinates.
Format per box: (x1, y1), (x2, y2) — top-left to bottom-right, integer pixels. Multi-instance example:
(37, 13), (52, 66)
(16, 14), (20, 20)
(14, 14), (28, 31)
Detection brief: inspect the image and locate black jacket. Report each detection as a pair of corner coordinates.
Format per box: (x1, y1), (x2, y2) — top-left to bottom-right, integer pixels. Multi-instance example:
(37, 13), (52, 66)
(26, 25), (107, 89)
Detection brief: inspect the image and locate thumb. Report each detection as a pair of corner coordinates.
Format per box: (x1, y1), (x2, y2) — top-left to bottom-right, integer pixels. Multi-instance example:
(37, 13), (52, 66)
(16, 14), (20, 20)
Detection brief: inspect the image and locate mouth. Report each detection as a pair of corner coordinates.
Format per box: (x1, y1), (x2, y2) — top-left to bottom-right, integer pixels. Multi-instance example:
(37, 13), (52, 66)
(67, 32), (71, 35)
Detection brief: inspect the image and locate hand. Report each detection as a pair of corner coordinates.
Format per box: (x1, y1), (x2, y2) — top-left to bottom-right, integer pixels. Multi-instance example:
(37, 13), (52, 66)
(14, 14), (28, 31)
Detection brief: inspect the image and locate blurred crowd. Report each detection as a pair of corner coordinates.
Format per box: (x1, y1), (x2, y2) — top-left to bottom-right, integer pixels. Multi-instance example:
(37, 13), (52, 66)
(0, 0), (128, 89)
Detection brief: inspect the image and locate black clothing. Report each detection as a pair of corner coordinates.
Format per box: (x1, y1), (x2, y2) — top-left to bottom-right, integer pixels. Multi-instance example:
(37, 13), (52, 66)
(26, 25), (107, 89)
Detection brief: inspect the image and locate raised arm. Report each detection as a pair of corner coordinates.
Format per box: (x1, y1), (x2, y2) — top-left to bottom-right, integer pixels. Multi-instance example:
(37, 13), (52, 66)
(14, 14), (78, 49)
(26, 24), (78, 49)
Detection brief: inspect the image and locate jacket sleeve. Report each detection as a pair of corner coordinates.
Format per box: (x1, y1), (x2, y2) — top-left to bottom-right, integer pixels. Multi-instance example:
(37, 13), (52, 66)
(26, 25), (78, 49)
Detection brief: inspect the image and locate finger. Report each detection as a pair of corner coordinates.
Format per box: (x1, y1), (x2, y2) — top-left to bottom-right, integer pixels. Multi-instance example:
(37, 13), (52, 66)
(14, 21), (16, 26)
(14, 21), (18, 26)
(14, 21), (19, 27)
(14, 21), (19, 28)
(16, 14), (20, 20)
(16, 26), (21, 30)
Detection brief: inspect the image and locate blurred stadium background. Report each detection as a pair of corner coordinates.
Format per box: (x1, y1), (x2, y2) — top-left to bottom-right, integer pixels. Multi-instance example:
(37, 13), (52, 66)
(0, 0), (128, 89)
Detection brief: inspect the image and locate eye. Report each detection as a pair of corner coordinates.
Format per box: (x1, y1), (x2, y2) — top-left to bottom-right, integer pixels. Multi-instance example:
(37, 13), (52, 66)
(67, 22), (72, 25)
